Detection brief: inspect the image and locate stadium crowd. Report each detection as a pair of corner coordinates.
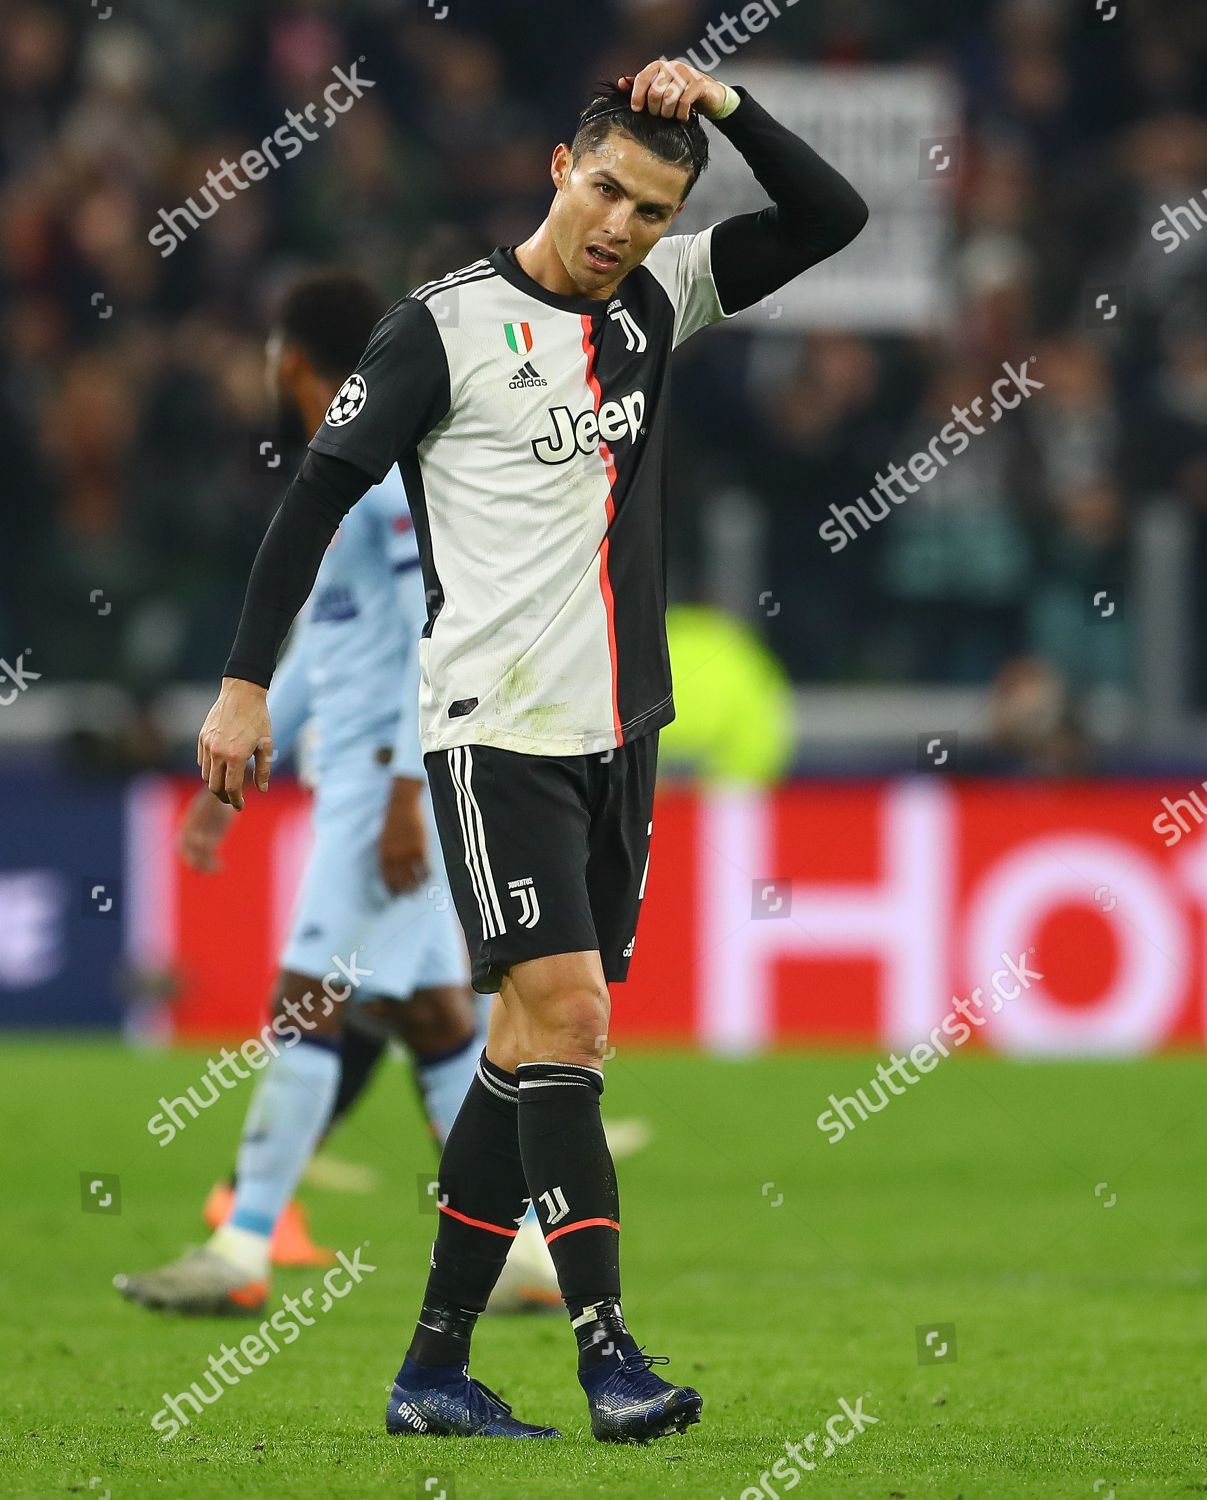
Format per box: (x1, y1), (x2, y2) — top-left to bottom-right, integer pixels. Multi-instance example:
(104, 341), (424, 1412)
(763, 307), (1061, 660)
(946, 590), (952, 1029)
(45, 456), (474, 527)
(1, 0), (1205, 742)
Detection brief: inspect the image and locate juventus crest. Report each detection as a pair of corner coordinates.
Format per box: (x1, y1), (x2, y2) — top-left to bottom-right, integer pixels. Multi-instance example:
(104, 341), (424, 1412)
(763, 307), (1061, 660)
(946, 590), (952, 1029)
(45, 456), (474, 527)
(608, 302), (647, 352)
(507, 876), (541, 928)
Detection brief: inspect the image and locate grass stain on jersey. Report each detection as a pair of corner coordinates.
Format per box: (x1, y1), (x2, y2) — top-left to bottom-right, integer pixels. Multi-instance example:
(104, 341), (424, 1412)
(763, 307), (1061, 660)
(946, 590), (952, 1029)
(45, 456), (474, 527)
(496, 658), (570, 738)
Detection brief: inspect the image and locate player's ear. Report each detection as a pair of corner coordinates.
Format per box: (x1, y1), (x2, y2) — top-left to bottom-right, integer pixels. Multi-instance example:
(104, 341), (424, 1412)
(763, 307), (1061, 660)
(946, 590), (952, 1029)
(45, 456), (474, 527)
(551, 143), (572, 192)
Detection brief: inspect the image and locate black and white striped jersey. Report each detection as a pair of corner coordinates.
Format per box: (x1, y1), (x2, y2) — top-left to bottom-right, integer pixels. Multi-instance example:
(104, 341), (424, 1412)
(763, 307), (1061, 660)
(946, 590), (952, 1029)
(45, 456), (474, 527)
(309, 234), (730, 758)
(224, 90), (869, 752)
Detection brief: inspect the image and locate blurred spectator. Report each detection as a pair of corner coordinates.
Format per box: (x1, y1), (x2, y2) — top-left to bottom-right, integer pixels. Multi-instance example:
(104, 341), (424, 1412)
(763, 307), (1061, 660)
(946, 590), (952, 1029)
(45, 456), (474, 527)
(875, 358), (1036, 683)
(0, 0), (1204, 765)
(980, 655), (1091, 776)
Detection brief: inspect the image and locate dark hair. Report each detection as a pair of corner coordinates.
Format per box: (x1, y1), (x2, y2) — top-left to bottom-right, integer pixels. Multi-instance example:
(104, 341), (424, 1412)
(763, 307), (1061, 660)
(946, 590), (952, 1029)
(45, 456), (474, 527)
(275, 271), (385, 379)
(572, 79), (709, 198)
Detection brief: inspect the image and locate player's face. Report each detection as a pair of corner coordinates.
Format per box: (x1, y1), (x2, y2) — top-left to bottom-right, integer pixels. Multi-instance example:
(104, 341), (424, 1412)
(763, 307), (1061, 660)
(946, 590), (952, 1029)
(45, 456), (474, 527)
(551, 132), (689, 297)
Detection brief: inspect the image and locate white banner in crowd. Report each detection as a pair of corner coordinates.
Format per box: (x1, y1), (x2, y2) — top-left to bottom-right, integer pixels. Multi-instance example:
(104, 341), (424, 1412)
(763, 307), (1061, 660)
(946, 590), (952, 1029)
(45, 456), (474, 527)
(680, 64), (961, 333)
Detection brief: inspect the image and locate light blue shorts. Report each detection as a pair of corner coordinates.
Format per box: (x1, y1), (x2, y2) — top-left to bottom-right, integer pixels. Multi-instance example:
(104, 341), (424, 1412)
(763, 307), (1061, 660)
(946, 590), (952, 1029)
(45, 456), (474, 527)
(280, 760), (468, 1000)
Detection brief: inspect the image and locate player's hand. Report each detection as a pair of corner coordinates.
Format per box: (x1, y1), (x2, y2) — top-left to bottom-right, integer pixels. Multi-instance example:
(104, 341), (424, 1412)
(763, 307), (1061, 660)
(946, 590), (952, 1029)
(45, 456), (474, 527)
(379, 777), (429, 895)
(620, 60), (727, 122)
(197, 677), (273, 811)
(177, 788), (237, 873)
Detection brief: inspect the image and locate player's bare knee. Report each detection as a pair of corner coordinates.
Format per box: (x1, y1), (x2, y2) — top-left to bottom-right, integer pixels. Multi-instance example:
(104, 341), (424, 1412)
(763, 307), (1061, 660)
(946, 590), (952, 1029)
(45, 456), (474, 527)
(271, 968), (343, 1039)
(522, 988), (610, 1068)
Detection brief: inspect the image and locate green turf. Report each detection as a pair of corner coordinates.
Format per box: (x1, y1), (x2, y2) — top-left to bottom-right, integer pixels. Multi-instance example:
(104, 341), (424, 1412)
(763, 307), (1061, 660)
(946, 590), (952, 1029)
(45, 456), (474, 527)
(4, 1039), (1207, 1498)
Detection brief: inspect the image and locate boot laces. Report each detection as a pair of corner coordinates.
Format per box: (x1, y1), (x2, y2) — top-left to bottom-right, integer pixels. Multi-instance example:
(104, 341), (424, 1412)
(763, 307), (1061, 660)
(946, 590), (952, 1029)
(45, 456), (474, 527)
(467, 1376), (513, 1418)
(616, 1346), (672, 1396)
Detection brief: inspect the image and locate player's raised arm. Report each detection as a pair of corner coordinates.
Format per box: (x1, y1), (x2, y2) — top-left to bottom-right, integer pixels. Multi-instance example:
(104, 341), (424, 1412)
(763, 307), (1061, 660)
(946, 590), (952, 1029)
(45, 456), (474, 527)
(199, 295), (451, 808)
(623, 59), (869, 314)
(706, 83), (868, 310)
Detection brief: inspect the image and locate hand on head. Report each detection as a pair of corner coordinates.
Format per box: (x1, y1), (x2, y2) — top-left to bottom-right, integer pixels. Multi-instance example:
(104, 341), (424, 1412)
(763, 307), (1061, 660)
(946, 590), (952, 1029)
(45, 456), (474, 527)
(618, 60), (727, 123)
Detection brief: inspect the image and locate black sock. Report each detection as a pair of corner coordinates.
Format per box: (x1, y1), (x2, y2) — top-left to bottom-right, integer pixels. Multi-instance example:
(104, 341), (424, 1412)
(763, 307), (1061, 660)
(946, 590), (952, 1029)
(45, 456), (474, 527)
(516, 1061), (622, 1332)
(406, 1053), (529, 1368)
(330, 1022), (389, 1130)
(570, 1295), (637, 1370)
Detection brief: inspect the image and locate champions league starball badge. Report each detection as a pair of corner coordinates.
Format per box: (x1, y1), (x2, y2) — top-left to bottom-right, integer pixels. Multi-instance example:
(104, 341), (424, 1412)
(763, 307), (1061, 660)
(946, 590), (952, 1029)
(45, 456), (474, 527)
(325, 373), (368, 426)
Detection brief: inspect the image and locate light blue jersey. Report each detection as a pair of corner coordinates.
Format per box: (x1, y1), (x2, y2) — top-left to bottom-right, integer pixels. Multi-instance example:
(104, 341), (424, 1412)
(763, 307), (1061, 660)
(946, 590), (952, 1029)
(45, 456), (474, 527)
(269, 468), (466, 998)
(267, 468), (425, 783)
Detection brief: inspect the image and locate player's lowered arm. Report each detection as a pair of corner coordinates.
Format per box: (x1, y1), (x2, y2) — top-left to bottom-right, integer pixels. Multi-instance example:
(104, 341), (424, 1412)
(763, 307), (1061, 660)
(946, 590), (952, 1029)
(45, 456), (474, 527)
(199, 450), (373, 808)
(708, 88), (869, 312)
(225, 450), (372, 688)
(197, 677), (273, 811)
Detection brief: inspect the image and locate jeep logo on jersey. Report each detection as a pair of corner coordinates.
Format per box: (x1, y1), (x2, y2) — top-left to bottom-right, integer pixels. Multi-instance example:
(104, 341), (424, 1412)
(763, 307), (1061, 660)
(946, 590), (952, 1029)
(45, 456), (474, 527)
(531, 390), (646, 466)
(325, 374), (367, 426)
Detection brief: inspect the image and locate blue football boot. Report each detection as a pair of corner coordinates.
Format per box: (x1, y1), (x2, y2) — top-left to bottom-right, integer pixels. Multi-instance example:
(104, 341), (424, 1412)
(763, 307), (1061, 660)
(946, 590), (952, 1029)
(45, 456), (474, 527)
(386, 1357), (561, 1438)
(579, 1344), (703, 1443)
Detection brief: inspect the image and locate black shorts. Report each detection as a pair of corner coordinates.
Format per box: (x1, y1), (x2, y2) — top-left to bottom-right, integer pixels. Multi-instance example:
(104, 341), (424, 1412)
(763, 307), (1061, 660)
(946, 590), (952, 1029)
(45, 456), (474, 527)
(425, 733), (658, 994)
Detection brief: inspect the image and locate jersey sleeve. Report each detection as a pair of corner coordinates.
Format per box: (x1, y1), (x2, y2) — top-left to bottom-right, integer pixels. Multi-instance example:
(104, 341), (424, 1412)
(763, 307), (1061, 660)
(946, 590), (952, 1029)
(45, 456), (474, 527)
(643, 228), (734, 349)
(706, 89), (868, 315)
(308, 297), (452, 483)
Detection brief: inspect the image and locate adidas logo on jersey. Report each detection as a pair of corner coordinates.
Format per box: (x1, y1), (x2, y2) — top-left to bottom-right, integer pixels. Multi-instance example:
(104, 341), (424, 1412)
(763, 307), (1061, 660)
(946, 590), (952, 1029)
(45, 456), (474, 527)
(509, 361), (548, 389)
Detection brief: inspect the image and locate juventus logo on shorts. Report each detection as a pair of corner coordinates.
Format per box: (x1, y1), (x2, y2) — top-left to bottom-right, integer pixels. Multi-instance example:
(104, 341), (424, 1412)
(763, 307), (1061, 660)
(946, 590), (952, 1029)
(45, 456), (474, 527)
(539, 1185), (570, 1225)
(508, 876), (541, 928)
(608, 304), (647, 352)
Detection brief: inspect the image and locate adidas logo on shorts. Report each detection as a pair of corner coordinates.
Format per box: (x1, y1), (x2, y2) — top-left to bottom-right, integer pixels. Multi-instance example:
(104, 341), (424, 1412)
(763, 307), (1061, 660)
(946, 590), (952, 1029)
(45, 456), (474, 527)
(509, 361), (548, 389)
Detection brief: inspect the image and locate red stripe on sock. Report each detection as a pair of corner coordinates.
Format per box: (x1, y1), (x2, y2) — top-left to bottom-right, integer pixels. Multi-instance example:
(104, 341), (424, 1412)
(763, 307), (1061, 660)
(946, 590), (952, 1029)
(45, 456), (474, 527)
(438, 1203), (520, 1238)
(544, 1216), (621, 1244)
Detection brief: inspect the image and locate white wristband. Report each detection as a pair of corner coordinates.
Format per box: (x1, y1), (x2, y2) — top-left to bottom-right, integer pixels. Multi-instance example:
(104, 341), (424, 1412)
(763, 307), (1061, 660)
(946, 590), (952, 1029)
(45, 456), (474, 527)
(712, 85), (741, 121)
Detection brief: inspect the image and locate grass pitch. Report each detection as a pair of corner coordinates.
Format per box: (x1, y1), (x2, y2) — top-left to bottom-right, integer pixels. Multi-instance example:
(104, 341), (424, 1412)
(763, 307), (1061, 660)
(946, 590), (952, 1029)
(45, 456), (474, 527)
(4, 1038), (1207, 1498)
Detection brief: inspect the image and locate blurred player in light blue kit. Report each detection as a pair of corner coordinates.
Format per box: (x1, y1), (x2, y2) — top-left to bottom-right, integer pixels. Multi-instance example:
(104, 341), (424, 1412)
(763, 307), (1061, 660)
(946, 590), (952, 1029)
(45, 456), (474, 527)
(116, 271), (559, 1315)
